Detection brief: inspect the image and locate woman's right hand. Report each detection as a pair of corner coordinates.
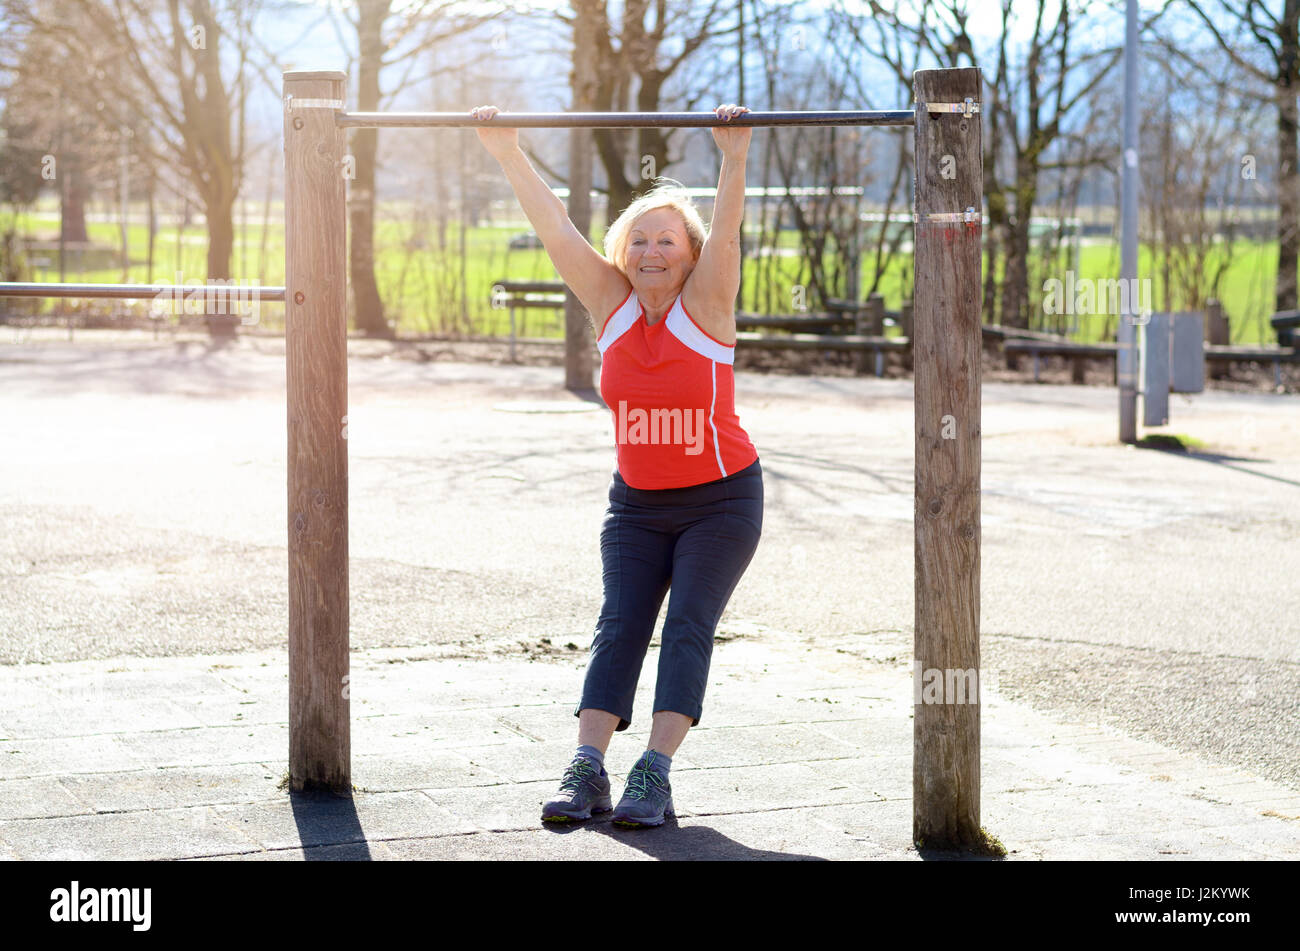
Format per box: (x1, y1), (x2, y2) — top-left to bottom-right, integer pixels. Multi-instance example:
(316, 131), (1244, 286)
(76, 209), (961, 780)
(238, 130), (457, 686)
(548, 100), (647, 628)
(471, 105), (519, 161)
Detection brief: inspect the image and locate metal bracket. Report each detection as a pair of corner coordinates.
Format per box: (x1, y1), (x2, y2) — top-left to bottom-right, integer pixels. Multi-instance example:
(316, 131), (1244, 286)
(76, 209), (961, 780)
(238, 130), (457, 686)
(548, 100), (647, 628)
(285, 96), (345, 111)
(925, 98), (980, 118)
(918, 207), (980, 224)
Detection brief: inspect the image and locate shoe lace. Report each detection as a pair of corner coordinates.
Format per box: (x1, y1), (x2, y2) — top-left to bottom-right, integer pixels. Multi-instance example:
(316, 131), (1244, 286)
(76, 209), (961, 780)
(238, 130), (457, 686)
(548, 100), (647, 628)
(624, 762), (667, 801)
(559, 757), (598, 793)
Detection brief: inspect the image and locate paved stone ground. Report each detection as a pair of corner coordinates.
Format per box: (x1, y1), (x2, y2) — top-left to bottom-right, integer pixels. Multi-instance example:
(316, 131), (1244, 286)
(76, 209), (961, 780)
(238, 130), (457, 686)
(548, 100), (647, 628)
(1, 328), (1298, 859)
(2, 640), (1299, 860)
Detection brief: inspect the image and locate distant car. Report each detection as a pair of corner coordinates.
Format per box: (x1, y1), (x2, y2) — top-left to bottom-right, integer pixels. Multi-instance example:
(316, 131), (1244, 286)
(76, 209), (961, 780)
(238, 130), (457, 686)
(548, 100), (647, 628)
(508, 232), (544, 250)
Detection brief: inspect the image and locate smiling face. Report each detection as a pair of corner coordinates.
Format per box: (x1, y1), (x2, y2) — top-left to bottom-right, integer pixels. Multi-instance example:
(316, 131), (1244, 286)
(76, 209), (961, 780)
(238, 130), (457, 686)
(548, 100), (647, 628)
(624, 207), (700, 299)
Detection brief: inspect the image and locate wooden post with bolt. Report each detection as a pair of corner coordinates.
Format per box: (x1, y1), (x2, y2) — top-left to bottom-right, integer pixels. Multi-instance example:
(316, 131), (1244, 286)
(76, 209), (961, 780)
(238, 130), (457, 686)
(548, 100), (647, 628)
(283, 70), (351, 794)
(912, 67), (983, 849)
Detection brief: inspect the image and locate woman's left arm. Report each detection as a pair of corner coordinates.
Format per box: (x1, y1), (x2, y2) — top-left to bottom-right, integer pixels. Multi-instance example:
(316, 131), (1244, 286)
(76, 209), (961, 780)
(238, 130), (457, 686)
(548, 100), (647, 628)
(684, 105), (751, 315)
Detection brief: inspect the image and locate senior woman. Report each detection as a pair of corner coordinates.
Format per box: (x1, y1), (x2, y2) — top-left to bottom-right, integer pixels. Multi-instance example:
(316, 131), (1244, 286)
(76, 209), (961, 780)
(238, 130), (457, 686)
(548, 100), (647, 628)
(472, 104), (763, 829)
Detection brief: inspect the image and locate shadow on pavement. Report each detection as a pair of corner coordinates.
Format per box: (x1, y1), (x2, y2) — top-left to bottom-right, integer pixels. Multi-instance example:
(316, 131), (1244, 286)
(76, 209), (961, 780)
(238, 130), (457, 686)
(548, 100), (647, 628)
(544, 815), (827, 860)
(289, 789), (373, 861)
(1138, 443), (1300, 490)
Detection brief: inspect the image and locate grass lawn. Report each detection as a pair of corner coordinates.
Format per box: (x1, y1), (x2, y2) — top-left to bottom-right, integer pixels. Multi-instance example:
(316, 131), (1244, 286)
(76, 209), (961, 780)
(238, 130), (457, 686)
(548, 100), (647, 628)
(3, 202), (1284, 345)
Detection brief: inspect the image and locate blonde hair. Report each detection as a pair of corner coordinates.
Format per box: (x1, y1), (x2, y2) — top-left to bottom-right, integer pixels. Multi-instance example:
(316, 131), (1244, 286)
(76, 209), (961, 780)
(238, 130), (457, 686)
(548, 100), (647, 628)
(603, 178), (708, 277)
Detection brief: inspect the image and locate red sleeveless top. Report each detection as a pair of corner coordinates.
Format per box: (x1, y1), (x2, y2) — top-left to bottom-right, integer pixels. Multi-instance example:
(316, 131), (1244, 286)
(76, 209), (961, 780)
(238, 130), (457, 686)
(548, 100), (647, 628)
(596, 289), (758, 490)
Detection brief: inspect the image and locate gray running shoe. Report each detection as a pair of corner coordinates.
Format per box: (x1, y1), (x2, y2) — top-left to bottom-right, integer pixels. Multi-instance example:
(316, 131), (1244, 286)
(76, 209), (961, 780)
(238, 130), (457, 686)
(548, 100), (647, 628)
(541, 756), (613, 823)
(611, 752), (675, 828)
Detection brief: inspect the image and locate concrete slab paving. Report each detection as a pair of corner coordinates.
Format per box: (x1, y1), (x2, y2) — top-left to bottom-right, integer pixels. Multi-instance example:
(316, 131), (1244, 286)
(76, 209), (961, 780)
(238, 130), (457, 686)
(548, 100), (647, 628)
(0, 805), (264, 861)
(1, 635), (1298, 860)
(2, 338), (1298, 861)
(56, 763), (282, 814)
(210, 791), (476, 851)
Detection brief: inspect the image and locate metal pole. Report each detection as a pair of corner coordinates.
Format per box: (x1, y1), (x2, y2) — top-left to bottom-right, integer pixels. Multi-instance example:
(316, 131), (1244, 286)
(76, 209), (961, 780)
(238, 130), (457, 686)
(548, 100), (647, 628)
(1118, 0), (1140, 442)
(0, 282), (285, 301)
(333, 109), (916, 129)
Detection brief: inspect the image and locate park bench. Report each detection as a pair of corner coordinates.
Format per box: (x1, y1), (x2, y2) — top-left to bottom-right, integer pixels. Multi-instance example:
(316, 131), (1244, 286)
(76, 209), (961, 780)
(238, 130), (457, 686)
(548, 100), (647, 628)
(491, 280), (567, 331)
(493, 280), (917, 376)
(1003, 328), (1298, 390)
(734, 313), (854, 332)
(1270, 309), (1300, 348)
(1003, 339), (1120, 384)
(1204, 344), (1299, 388)
(734, 295), (914, 375)
(491, 280), (568, 360)
(734, 330), (909, 376)
(1195, 301), (1296, 385)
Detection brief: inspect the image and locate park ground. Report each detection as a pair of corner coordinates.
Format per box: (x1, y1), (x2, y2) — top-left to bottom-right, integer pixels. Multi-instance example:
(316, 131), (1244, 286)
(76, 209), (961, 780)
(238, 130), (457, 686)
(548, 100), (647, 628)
(1, 327), (1298, 800)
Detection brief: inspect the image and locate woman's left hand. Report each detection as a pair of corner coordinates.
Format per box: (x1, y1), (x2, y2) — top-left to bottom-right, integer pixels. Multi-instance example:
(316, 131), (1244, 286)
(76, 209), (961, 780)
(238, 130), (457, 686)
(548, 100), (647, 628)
(711, 104), (752, 160)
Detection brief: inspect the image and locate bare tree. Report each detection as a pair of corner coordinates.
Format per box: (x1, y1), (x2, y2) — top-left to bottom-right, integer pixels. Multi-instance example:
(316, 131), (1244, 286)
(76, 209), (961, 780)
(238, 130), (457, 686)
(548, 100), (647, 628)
(861, 1), (1163, 331)
(315, 0), (499, 337)
(1178, 0), (1299, 315)
(3, 0), (268, 338)
(1140, 33), (1264, 336)
(522, 1), (738, 224)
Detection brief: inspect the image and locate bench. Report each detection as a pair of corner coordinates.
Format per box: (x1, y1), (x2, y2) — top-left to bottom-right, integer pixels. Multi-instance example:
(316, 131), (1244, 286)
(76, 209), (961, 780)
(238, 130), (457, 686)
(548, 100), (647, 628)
(1002, 339), (1120, 384)
(734, 296), (913, 375)
(491, 280), (568, 361)
(1204, 345), (1299, 388)
(1004, 338), (1297, 387)
(735, 313), (855, 332)
(1271, 310), (1300, 348)
(735, 331), (909, 377)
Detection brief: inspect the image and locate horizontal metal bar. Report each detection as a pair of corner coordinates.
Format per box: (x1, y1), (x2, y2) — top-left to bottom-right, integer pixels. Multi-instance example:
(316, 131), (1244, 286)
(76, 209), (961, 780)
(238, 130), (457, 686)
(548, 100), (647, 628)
(336, 109), (915, 129)
(286, 97), (346, 111)
(0, 282), (286, 301)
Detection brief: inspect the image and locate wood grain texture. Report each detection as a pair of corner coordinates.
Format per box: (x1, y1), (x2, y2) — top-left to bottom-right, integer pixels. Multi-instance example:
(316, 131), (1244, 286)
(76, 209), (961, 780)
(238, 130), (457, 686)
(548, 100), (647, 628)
(284, 72), (350, 794)
(912, 67), (983, 849)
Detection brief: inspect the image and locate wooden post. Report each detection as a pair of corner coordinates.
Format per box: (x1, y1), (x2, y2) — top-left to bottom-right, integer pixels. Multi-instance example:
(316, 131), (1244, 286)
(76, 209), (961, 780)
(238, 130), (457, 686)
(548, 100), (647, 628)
(283, 70), (350, 794)
(1206, 298), (1229, 380)
(847, 301), (868, 374)
(867, 292), (885, 336)
(868, 294), (886, 376)
(912, 67), (982, 849)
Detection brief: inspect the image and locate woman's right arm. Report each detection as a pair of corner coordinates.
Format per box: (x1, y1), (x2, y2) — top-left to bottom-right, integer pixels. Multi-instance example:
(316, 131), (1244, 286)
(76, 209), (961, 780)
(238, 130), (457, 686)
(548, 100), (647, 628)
(473, 107), (628, 324)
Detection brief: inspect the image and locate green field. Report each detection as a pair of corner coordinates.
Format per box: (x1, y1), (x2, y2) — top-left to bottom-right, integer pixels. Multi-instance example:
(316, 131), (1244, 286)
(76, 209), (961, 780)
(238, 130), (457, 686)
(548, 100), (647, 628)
(2, 203), (1284, 345)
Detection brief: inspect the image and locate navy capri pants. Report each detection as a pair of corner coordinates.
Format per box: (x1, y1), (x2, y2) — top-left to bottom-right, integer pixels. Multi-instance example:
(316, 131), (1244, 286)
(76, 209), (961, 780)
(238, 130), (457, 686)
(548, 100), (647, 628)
(575, 457), (764, 732)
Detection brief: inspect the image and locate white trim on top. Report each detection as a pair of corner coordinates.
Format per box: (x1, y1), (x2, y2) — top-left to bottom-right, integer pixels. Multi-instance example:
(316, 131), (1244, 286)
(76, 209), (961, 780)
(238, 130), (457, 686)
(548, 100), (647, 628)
(708, 359), (726, 478)
(665, 297), (735, 365)
(596, 291), (640, 355)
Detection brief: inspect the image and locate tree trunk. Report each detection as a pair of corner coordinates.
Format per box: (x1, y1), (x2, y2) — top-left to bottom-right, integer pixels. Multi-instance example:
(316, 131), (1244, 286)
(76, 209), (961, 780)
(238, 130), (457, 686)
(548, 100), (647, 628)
(1277, 47), (1299, 314)
(983, 94), (1005, 329)
(205, 186), (237, 338)
(566, 0), (601, 391)
(348, 0), (393, 338)
(60, 156), (89, 244)
(999, 169), (1034, 329)
(146, 173), (156, 284)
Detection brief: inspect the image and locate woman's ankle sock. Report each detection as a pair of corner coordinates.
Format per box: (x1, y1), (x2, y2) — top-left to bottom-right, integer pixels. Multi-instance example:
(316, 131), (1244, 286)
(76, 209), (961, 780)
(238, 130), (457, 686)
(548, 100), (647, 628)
(637, 749), (671, 779)
(575, 744), (606, 775)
